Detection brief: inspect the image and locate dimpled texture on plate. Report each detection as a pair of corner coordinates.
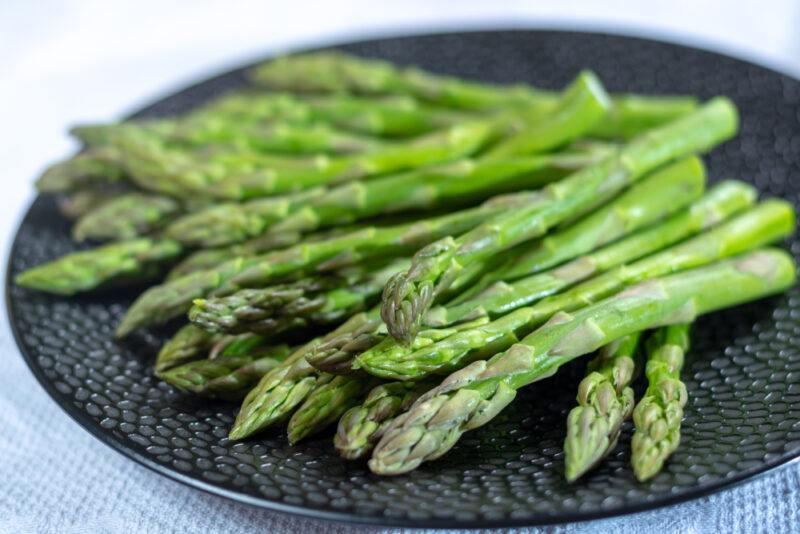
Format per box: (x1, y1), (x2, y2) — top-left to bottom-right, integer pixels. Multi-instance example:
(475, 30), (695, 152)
(7, 30), (800, 527)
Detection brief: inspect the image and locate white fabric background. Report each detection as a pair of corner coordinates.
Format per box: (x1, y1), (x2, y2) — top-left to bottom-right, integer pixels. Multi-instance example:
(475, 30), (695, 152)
(2, 2), (800, 532)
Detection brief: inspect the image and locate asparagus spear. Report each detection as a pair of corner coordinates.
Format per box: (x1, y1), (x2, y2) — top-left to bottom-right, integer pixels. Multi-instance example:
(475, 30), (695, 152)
(473, 155), (706, 288)
(229, 311), (378, 440)
(159, 343), (292, 397)
(335, 380), (435, 459)
(368, 248), (797, 475)
(250, 51), (545, 110)
(189, 258), (409, 335)
(250, 52), (699, 134)
(154, 324), (221, 374)
(165, 231), (307, 279)
(72, 193), (181, 242)
(564, 332), (642, 482)
(381, 98), (739, 343)
(480, 71), (609, 159)
(202, 120), (498, 200)
(36, 147), (126, 193)
(15, 238), (182, 296)
(631, 323), (692, 481)
(174, 149), (608, 248)
(358, 200), (794, 380)
(287, 374), (380, 444)
(312, 181), (755, 375)
(57, 188), (122, 219)
(116, 190), (548, 336)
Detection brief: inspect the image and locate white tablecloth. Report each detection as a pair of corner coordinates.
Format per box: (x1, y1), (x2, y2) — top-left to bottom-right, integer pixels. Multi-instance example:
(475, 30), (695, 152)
(3, 2), (800, 532)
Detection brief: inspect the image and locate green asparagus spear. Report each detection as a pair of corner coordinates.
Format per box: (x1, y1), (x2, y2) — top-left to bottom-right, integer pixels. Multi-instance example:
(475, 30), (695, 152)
(160, 343), (292, 397)
(189, 258), (409, 335)
(154, 324), (222, 374)
(72, 193), (181, 242)
(116, 190), (547, 336)
(368, 248), (796, 475)
(381, 98), (739, 343)
(250, 52), (699, 136)
(631, 323), (692, 481)
(57, 188), (122, 219)
(15, 237), (182, 296)
(203, 120), (498, 200)
(481, 71), (609, 159)
(178, 149), (608, 248)
(229, 311), (379, 440)
(474, 155), (706, 288)
(312, 181), (754, 375)
(36, 147), (126, 193)
(287, 373), (380, 444)
(358, 200), (794, 380)
(250, 51), (544, 110)
(564, 332), (642, 482)
(335, 380), (435, 459)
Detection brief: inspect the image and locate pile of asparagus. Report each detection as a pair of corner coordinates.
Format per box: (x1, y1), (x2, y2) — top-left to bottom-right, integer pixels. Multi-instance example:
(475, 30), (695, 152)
(18, 51), (796, 482)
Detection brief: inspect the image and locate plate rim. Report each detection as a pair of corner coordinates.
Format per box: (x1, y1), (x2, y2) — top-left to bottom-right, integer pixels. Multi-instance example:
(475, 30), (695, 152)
(8, 26), (800, 528)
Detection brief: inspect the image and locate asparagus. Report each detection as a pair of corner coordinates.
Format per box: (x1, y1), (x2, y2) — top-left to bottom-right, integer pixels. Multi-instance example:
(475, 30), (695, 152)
(480, 71), (609, 160)
(474, 155), (706, 288)
(36, 147), (125, 193)
(72, 193), (181, 242)
(369, 248), (797, 475)
(176, 149), (608, 248)
(287, 374), (380, 443)
(315, 181), (753, 375)
(57, 188), (121, 219)
(590, 95), (699, 140)
(154, 324), (221, 374)
(358, 200), (794, 380)
(381, 98), (739, 343)
(631, 323), (692, 481)
(116, 190), (548, 336)
(335, 380), (435, 459)
(166, 231), (307, 279)
(160, 343), (292, 397)
(229, 311), (379, 440)
(564, 332), (642, 482)
(189, 258), (409, 335)
(202, 120), (498, 200)
(15, 237), (181, 296)
(250, 51), (545, 110)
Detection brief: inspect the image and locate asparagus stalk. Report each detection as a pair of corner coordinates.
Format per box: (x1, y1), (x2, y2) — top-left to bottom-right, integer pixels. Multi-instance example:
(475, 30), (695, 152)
(72, 193), (181, 242)
(189, 258), (409, 335)
(480, 71), (609, 159)
(313, 181), (754, 375)
(474, 155), (706, 288)
(631, 324), (692, 481)
(381, 98), (739, 343)
(159, 343), (292, 396)
(36, 147), (126, 193)
(287, 374), (380, 444)
(335, 380), (435, 459)
(358, 200), (794, 380)
(202, 120), (498, 200)
(229, 311), (378, 440)
(154, 324), (222, 374)
(369, 249), (797, 475)
(115, 190), (548, 336)
(177, 149), (608, 248)
(564, 332), (643, 482)
(57, 188), (122, 219)
(250, 51), (546, 109)
(15, 238), (182, 296)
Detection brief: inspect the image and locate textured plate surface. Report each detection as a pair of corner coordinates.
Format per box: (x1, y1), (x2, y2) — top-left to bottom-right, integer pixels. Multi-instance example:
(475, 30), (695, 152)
(7, 30), (800, 528)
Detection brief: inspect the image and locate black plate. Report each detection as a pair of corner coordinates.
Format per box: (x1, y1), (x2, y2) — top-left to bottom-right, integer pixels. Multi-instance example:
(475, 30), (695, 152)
(8, 29), (800, 528)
